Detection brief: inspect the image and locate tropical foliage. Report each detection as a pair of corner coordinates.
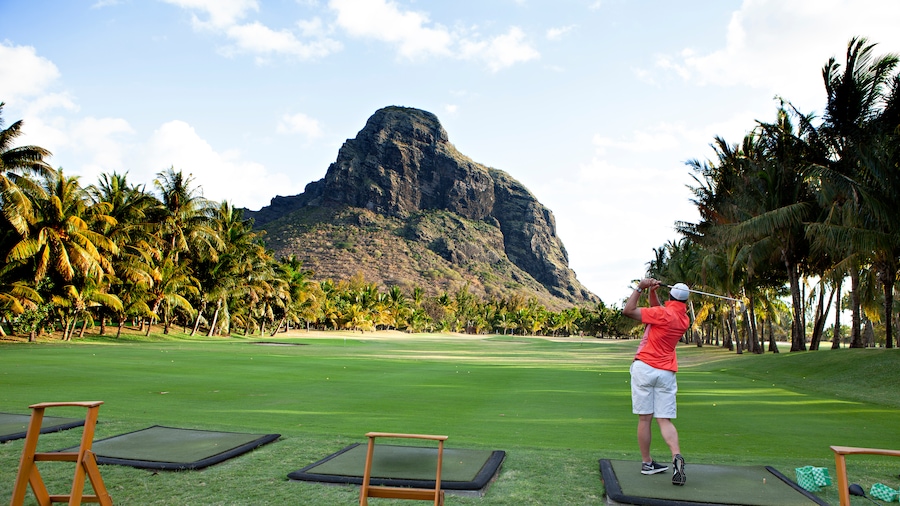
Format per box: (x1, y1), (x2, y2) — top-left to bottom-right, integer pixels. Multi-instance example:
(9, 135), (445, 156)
(663, 36), (900, 352)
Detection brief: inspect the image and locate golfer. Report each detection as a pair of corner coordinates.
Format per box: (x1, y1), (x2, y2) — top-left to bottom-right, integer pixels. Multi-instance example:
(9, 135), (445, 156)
(623, 278), (690, 486)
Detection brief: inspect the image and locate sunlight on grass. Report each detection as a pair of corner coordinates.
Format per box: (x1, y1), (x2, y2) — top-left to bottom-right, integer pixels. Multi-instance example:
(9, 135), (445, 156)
(1, 332), (898, 505)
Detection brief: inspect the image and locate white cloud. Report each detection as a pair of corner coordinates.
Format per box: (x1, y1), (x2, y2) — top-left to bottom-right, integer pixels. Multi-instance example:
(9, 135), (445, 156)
(329, 0), (538, 71)
(459, 27), (539, 72)
(142, 120), (304, 209)
(329, 0), (453, 59)
(162, 0), (259, 29)
(653, 0), (900, 110)
(222, 21), (342, 61)
(276, 112), (323, 139)
(0, 42), (61, 104)
(443, 104), (458, 115)
(546, 25), (575, 41)
(164, 0), (341, 61)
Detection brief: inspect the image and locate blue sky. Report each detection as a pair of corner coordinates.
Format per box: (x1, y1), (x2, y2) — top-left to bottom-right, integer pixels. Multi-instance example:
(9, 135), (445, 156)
(2, 0), (899, 304)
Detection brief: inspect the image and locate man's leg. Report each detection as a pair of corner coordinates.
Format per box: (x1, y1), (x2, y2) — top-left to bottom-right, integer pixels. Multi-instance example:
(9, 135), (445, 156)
(657, 418), (686, 485)
(656, 418), (680, 457)
(638, 414), (654, 462)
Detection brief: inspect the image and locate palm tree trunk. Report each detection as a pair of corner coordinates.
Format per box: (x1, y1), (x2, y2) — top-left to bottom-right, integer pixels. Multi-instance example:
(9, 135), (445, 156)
(61, 316), (71, 341)
(767, 318), (779, 353)
(722, 313), (733, 350)
(746, 296), (758, 353)
(809, 286), (831, 350)
(208, 299), (222, 337)
(882, 267), (895, 348)
(79, 318), (87, 338)
(271, 316), (287, 337)
(832, 276), (843, 349)
(787, 260), (806, 351)
(733, 306), (743, 355)
(116, 318), (124, 338)
(191, 300), (207, 336)
(850, 268), (863, 348)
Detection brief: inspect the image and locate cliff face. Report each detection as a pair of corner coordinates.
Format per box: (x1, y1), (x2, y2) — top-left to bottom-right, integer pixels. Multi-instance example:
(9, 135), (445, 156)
(248, 106), (597, 306)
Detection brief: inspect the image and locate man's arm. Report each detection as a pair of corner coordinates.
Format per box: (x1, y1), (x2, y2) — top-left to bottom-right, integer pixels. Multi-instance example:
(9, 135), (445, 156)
(623, 278), (660, 320)
(649, 284), (662, 307)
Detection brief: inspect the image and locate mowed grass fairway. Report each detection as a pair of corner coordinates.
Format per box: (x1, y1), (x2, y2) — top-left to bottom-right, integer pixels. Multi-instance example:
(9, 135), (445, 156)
(1, 332), (898, 505)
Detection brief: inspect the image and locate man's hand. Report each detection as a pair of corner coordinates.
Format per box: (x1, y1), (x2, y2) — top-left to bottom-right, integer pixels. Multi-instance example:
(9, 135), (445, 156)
(624, 278), (660, 320)
(637, 278), (661, 291)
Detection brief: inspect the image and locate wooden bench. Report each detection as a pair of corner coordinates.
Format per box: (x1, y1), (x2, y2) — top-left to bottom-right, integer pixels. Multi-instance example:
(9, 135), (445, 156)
(830, 445), (900, 506)
(359, 432), (448, 506)
(10, 401), (112, 506)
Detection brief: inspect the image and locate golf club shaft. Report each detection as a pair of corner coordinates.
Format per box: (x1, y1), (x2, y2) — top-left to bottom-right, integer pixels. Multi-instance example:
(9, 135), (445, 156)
(665, 285), (743, 303)
(629, 283), (743, 304)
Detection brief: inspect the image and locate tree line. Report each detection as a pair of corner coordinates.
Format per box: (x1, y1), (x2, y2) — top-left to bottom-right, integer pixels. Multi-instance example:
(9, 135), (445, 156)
(1, 102), (634, 340)
(648, 37), (900, 352)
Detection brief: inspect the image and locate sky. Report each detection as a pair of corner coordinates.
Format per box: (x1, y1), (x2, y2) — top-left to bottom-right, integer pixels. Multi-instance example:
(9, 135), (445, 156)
(2, 0), (899, 305)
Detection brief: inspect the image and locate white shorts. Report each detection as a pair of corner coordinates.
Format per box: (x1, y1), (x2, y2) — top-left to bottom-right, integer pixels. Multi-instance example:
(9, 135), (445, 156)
(630, 360), (677, 419)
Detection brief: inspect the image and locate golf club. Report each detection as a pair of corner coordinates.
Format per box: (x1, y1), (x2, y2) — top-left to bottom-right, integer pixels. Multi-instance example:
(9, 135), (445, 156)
(629, 283), (746, 311)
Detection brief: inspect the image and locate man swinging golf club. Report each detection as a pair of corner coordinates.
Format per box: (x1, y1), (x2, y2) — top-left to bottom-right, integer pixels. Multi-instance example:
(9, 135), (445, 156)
(623, 278), (689, 486)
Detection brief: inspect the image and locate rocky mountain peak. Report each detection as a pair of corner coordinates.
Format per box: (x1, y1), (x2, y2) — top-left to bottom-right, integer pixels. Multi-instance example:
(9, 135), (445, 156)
(247, 106), (597, 306)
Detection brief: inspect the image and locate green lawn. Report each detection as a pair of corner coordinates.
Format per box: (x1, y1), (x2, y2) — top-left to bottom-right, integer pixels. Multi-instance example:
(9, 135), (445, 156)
(1, 331), (898, 505)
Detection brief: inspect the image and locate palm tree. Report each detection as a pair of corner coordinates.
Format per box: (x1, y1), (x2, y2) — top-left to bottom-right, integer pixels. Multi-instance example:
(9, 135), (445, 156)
(808, 37), (900, 347)
(87, 172), (159, 335)
(191, 202), (268, 336)
(144, 255), (197, 335)
(152, 167), (220, 263)
(0, 103), (54, 235)
(6, 169), (118, 339)
(270, 255), (314, 334)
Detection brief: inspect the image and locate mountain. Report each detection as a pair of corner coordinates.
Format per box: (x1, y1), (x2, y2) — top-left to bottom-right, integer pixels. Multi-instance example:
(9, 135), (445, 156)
(245, 106), (598, 309)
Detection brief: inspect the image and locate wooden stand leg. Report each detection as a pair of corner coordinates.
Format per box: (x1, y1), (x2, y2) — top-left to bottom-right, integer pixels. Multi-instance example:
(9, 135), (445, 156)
(9, 401), (113, 506)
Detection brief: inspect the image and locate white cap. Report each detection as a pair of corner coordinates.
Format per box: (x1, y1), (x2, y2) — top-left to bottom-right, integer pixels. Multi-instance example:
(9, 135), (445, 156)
(670, 283), (690, 301)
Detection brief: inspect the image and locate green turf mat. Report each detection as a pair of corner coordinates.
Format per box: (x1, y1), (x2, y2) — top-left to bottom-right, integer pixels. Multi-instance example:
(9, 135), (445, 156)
(60, 425), (280, 470)
(600, 459), (829, 506)
(289, 443), (506, 492)
(0, 412), (84, 443)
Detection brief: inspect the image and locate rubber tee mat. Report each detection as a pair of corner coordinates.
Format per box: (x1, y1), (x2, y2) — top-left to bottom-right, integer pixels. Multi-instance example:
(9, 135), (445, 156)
(599, 459), (828, 506)
(0, 412), (84, 443)
(58, 425), (279, 470)
(289, 443), (505, 495)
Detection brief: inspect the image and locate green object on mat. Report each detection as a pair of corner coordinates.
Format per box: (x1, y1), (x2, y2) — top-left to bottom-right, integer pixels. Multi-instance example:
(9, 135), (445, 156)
(309, 444), (494, 482)
(0, 413), (84, 442)
(601, 459), (827, 506)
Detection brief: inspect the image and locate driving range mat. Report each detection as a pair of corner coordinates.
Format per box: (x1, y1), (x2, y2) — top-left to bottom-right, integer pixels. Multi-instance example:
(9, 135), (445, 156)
(599, 459), (829, 506)
(59, 425), (280, 470)
(289, 443), (505, 495)
(0, 412), (85, 443)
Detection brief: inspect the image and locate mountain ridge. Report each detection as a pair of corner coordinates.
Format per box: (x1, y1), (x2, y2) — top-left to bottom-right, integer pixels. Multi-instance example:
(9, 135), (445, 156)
(246, 106), (598, 308)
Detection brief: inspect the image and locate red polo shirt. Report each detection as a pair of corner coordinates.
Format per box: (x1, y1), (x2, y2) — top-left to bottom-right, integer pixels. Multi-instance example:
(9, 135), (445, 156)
(634, 300), (689, 372)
